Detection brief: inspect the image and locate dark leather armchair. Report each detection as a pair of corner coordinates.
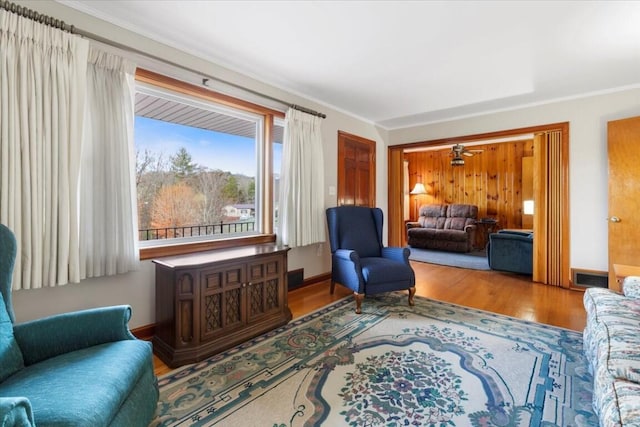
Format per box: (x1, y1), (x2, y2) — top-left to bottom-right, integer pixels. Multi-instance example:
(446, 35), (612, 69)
(487, 230), (533, 275)
(326, 206), (416, 314)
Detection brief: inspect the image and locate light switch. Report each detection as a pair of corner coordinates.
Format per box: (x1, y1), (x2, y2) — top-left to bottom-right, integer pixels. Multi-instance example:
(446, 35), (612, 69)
(328, 185), (336, 196)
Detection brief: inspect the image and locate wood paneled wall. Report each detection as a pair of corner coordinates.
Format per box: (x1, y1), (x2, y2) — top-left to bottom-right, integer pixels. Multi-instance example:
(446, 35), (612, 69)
(405, 140), (533, 229)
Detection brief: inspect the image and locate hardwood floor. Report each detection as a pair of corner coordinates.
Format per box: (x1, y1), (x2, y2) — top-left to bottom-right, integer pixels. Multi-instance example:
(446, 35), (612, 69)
(153, 261), (587, 376)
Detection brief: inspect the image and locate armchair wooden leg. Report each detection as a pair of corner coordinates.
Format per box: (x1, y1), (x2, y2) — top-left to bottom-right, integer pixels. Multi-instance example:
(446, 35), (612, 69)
(408, 287), (416, 307)
(354, 292), (364, 314)
(330, 280), (336, 294)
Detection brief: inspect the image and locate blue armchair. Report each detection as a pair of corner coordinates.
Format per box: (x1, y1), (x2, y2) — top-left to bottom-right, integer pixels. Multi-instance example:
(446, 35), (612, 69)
(326, 206), (416, 314)
(0, 224), (158, 426)
(487, 230), (534, 275)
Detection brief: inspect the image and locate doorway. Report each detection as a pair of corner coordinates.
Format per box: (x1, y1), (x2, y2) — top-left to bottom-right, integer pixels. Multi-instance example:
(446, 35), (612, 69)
(607, 116), (640, 290)
(337, 131), (376, 207)
(388, 123), (570, 287)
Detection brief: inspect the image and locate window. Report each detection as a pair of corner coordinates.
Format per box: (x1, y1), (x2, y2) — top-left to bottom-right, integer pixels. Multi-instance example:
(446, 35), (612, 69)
(134, 70), (283, 258)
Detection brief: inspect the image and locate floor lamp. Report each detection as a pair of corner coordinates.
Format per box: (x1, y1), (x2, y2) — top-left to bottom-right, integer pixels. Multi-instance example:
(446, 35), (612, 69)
(410, 182), (427, 220)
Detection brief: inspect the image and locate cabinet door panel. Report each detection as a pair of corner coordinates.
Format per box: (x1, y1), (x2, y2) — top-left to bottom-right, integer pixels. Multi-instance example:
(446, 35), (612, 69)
(200, 262), (246, 341)
(176, 272), (196, 346)
(247, 255), (283, 322)
(248, 281), (265, 318)
(202, 292), (223, 338)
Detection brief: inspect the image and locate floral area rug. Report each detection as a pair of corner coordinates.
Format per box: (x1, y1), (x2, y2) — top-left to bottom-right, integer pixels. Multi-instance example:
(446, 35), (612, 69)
(151, 294), (596, 426)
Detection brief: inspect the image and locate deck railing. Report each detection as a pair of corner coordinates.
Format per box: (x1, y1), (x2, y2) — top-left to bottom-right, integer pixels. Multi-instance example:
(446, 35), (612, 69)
(139, 221), (255, 241)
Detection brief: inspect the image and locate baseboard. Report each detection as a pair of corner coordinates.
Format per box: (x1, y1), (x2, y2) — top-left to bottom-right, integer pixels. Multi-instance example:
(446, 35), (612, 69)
(131, 323), (155, 341)
(301, 272), (331, 288)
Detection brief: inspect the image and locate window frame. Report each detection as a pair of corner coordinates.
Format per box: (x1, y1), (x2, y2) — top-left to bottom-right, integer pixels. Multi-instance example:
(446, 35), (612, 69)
(135, 69), (284, 260)
(272, 117), (285, 229)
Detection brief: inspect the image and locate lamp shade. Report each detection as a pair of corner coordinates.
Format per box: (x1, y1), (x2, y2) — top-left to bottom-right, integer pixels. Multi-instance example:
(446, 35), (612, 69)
(410, 183), (427, 195)
(523, 200), (534, 215)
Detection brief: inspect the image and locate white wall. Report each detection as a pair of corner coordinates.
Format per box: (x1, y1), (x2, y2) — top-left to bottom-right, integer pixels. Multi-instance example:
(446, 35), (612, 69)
(388, 88), (640, 273)
(10, 0), (387, 328)
(15, 1), (633, 328)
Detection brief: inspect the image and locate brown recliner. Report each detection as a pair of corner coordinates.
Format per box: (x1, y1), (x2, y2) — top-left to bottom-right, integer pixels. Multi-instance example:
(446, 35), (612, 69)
(406, 204), (478, 253)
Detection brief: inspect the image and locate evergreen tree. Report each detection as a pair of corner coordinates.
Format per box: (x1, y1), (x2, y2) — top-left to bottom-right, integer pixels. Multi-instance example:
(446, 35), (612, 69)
(223, 174), (239, 202)
(170, 147), (197, 179)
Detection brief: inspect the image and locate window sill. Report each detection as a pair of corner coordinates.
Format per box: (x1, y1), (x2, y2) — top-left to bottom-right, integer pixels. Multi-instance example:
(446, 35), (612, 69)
(139, 234), (277, 260)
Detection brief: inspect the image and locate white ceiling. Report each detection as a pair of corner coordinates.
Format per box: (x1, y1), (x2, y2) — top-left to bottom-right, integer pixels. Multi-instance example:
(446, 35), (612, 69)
(61, 0), (640, 129)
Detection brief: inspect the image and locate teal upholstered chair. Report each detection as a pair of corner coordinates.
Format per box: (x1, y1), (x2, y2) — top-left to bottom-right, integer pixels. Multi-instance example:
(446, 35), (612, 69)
(0, 224), (158, 426)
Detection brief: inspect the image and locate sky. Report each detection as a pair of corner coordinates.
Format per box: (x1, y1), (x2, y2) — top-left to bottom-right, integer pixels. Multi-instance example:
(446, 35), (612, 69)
(134, 117), (282, 177)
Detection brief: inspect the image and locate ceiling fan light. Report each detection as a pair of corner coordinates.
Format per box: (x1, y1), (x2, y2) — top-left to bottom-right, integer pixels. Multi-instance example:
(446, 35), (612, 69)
(451, 156), (465, 166)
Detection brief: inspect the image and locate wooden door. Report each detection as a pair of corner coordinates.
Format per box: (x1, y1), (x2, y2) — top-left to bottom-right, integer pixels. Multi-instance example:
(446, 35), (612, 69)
(337, 131), (376, 207)
(607, 117), (640, 290)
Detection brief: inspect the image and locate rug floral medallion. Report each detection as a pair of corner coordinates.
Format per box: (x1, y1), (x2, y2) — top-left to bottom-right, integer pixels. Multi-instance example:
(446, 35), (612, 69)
(152, 294), (596, 427)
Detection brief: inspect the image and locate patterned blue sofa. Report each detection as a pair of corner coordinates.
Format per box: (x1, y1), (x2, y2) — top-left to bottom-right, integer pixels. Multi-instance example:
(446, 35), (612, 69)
(583, 277), (640, 426)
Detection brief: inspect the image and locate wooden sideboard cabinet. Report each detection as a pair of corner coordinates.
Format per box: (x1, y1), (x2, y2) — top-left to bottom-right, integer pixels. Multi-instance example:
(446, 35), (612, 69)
(152, 244), (291, 368)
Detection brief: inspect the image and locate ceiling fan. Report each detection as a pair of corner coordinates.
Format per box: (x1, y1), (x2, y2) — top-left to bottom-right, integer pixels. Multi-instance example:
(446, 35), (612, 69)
(449, 144), (484, 166)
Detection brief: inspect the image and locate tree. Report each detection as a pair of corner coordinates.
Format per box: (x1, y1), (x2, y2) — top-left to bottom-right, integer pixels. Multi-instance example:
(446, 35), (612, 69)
(151, 183), (200, 237)
(136, 149), (171, 233)
(170, 147), (197, 180)
(194, 167), (227, 224)
(222, 174), (239, 202)
(136, 149), (154, 187)
(247, 179), (255, 202)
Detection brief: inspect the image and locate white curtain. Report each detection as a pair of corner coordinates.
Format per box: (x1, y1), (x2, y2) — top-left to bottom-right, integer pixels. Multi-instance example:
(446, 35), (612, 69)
(0, 10), (88, 289)
(79, 47), (139, 279)
(278, 108), (325, 248)
(0, 10), (139, 289)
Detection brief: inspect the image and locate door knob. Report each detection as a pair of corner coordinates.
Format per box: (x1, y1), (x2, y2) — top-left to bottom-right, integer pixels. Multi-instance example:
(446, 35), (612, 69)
(608, 216), (621, 223)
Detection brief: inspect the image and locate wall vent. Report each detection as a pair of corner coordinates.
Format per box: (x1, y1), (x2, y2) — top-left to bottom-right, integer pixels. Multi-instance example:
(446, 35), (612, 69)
(572, 268), (608, 289)
(287, 268), (304, 290)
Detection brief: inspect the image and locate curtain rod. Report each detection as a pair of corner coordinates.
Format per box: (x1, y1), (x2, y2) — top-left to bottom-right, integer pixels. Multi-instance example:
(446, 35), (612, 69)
(0, 0), (74, 32)
(0, 1), (327, 119)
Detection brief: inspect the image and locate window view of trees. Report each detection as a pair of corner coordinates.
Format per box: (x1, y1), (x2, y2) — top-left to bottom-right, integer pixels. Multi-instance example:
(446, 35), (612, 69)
(133, 78), (282, 246)
(136, 144), (256, 241)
